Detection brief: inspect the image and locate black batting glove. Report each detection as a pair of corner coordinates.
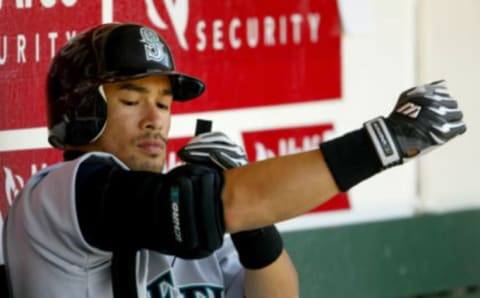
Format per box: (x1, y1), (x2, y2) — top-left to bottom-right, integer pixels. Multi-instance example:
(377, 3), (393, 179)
(364, 80), (467, 168)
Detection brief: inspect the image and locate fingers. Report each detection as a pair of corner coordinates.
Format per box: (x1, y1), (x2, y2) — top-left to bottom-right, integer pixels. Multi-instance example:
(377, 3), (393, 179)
(427, 106), (463, 122)
(209, 151), (245, 170)
(392, 80), (467, 150)
(182, 131), (246, 157)
(402, 81), (461, 116)
(217, 151), (248, 167)
(428, 79), (447, 88)
(424, 92), (458, 108)
(406, 81), (456, 105)
(184, 142), (243, 153)
(178, 131), (248, 170)
(189, 131), (234, 145)
(423, 101), (466, 144)
(430, 120), (467, 144)
(177, 147), (210, 164)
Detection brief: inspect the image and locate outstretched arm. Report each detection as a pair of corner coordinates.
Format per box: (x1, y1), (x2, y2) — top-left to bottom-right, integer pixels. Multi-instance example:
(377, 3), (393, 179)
(182, 81), (466, 233)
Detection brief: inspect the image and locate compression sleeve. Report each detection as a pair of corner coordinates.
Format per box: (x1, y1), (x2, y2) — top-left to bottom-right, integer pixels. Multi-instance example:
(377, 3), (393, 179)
(75, 155), (225, 258)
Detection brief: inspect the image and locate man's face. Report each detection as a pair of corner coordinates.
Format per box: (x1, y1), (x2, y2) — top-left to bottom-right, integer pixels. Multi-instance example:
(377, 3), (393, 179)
(93, 75), (173, 173)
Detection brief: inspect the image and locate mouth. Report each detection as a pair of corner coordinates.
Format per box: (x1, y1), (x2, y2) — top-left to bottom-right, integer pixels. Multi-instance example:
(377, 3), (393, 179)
(137, 139), (166, 156)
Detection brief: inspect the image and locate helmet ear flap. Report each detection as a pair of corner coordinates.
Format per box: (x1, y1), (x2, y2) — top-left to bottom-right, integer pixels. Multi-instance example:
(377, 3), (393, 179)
(67, 87), (108, 146)
(48, 87), (107, 148)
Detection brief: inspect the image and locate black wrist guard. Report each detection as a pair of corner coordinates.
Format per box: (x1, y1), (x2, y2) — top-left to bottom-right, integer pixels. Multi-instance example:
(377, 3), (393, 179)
(231, 225), (283, 269)
(319, 128), (383, 192)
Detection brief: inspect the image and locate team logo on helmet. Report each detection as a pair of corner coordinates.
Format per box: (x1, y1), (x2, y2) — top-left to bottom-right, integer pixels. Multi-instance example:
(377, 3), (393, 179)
(139, 27), (171, 67)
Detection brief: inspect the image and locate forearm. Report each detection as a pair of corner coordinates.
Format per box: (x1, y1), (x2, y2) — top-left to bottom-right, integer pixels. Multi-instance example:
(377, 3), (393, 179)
(222, 126), (386, 232)
(243, 250), (299, 298)
(222, 149), (339, 232)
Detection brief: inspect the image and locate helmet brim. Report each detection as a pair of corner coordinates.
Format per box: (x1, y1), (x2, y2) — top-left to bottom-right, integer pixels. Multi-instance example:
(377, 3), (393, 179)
(168, 72), (206, 101)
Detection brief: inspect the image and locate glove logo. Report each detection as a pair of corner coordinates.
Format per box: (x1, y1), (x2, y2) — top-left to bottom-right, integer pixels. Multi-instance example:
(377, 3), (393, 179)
(396, 102), (422, 119)
(371, 121), (394, 156)
(364, 117), (401, 168)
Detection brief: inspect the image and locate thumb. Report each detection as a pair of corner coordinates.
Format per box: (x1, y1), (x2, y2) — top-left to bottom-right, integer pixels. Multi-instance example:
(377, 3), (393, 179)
(209, 151), (235, 170)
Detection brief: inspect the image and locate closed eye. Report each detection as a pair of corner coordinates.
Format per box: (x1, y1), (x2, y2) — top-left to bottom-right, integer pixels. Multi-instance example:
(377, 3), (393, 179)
(120, 99), (139, 106)
(157, 102), (170, 110)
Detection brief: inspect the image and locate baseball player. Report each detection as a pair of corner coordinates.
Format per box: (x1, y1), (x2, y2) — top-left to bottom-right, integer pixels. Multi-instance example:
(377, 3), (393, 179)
(2, 22), (466, 298)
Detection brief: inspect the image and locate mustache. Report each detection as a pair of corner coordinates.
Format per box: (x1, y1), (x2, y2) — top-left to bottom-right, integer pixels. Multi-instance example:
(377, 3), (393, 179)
(137, 132), (168, 145)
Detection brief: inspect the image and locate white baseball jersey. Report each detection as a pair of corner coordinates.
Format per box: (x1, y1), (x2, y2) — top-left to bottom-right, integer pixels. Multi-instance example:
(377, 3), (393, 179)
(3, 152), (244, 298)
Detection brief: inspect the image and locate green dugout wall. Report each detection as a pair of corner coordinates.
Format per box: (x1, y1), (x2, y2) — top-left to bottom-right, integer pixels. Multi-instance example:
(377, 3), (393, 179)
(282, 209), (480, 298)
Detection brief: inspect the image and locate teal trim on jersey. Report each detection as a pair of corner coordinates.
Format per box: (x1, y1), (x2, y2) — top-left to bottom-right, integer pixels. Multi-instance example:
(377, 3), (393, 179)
(283, 208), (480, 298)
(170, 186), (180, 204)
(147, 270), (223, 298)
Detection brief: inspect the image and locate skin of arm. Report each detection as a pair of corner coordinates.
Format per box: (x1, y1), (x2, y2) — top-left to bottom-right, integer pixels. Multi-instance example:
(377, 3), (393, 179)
(243, 250), (299, 298)
(223, 149), (339, 233)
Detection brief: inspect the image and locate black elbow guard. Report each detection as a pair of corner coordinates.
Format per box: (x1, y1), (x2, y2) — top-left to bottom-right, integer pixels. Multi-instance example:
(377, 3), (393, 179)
(161, 164), (225, 259)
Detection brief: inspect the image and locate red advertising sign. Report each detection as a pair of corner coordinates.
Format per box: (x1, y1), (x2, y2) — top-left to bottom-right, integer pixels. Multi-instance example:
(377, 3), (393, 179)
(0, 0), (101, 130)
(1, 0), (341, 129)
(0, 148), (62, 219)
(0, 0), (343, 220)
(113, 0), (342, 113)
(241, 123), (350, 213)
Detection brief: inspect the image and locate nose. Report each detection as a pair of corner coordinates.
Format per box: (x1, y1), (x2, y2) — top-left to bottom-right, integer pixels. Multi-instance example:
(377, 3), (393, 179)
(140, 104), (165, 131)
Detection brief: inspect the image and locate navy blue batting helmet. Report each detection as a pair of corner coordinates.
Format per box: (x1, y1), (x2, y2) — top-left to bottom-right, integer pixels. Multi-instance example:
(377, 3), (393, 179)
(47, 22), (205, 148)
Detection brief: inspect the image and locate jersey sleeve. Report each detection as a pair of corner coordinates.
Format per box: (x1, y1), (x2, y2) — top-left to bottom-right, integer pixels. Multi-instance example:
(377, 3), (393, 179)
(4, 153), (119, 276)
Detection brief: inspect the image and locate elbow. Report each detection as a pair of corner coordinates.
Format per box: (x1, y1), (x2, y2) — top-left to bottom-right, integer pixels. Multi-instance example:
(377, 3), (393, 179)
(221, 171), (254, 233)
(220, 167), (278, 233)
(222, 192), (244, 233)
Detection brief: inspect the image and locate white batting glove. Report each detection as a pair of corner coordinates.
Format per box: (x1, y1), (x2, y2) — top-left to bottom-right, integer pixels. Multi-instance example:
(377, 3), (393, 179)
(364, 80), (467, 168)
(178, 132), (248, 170)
